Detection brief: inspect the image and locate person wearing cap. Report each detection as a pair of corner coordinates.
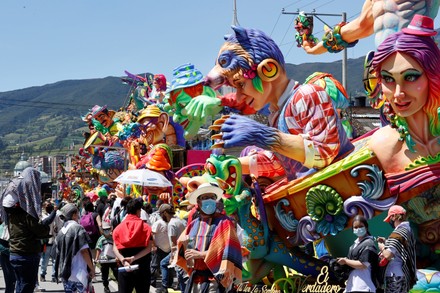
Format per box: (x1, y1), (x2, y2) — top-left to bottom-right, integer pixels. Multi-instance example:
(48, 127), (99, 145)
(94, 220), (118, 293)
(173, 182), (242, 293)
(150, 202), (171, 289)
(112, 198), (153, 293)
(377, 205), (416, 292)
(1, 167), (56, 293)
(158, 204), (187, 293)
(54, 203), (95, 292)
(368, 15), (440, 174)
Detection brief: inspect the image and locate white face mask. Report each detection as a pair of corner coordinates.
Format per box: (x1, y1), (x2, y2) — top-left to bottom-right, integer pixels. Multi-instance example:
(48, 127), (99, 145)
(353, 227), (367, 237)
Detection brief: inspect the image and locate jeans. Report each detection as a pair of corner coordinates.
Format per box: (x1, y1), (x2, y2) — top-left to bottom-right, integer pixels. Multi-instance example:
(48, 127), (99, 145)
(151, 248), (168, 285)
(63, 280), (86, 293)
(160, 253), (187, 292)
(10, 253), (41, 293)
(0, 250), (16, 293)
(40, 244), (55, 278)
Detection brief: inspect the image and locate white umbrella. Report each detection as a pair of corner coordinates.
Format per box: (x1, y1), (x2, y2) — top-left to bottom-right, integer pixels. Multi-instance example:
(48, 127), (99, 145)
(114, 169), (172, 188)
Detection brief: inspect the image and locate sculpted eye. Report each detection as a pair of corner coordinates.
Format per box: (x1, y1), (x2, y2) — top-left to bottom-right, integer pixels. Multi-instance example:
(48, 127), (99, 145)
(205, 162), (216, 176)
(217, 51), (233, 69)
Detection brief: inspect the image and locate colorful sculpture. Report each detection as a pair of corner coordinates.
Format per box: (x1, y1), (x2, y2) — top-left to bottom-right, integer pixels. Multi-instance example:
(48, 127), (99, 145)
(368, 17), (440, 174)
(163, 63), (222, 139)
(203, 26), (353, 181)
(301, 0), (439, 54)
(294, 12), (318, 48)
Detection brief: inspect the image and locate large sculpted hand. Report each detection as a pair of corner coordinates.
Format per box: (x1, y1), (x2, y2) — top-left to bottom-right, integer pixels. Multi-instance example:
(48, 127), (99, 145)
(220, 115), (279, 149)
(185, 95), (223, 122)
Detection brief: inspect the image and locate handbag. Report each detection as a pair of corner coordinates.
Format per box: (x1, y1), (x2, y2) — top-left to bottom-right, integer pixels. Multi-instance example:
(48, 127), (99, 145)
(329, 258), (352, 282)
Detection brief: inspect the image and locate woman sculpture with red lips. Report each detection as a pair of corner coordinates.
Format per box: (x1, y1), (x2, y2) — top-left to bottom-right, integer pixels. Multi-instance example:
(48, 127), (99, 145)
(368, 15), (440, 174)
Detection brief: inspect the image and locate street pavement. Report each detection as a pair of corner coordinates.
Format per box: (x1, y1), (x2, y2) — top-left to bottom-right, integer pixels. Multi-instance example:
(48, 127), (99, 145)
(0, 263), (166, 293)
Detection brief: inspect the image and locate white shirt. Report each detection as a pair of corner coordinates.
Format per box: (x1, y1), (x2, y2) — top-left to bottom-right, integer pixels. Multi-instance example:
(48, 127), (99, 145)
(152, 218), (170, 253)
(344, 238), (376, 293)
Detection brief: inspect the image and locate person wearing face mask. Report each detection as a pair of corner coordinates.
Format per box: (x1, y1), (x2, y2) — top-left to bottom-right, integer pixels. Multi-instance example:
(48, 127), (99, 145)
(337, 215), (379, 293)
(377, 205), (417, 293)
(174, 182), (242, 293)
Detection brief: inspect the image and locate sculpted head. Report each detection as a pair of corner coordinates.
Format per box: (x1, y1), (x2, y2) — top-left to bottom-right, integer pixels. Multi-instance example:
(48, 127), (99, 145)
(205, 26), (286, 111)
(372, 31), (440, 135)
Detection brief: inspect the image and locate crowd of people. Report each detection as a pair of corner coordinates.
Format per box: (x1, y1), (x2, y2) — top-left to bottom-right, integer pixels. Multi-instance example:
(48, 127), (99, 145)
(0, 166), (418, 293)
(0, 167), (245, 293)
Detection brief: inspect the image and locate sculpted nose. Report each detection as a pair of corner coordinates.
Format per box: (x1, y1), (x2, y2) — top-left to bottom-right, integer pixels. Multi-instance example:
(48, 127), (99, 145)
(205, 69), (226, 90)
(394, 84), (405, 99)
(184, 176), (208, 194)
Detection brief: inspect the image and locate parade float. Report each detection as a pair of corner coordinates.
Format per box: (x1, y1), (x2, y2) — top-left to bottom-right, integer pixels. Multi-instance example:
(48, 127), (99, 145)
(71, 11), (440, 292)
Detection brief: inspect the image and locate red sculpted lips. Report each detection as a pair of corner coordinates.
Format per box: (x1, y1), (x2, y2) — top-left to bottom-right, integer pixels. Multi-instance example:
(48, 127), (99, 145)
(394, 100), (411, 111)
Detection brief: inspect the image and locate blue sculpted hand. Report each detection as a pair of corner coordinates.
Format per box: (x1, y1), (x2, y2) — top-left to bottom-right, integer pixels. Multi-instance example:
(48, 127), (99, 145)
(220, 115), (279, 149)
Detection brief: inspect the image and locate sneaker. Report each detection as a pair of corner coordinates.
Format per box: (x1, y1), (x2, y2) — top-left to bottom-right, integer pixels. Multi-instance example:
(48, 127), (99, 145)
(104, 286), (111, 293)
(39, 275), (45, 282)
(51, 277), (57, 283)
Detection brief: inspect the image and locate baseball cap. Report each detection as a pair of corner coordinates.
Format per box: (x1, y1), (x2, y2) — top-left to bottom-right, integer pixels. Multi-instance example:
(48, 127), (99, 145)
(159, 204), (175, 214)
(383, 205), (406, 223)
(60, 203), (78, 221)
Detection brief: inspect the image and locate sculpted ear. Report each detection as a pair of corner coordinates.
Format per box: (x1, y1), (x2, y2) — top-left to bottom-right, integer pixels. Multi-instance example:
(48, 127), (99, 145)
(157, 112), (169, 132)
(257, 58), (281, 82)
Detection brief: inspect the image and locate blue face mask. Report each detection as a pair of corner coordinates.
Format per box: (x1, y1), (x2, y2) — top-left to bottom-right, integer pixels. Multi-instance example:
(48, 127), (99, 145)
(353, 227), (367, 237)
(201, 199), (217, 215)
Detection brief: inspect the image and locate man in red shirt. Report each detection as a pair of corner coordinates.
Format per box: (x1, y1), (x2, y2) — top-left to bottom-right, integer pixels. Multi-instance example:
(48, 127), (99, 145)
(113, 198), (153, 293)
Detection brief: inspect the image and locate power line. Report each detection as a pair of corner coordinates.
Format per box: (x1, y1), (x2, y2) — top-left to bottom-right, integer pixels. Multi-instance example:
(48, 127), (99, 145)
(282, 0), (306, 10)
(298, 0), (325, 10)
(313, 0), (337, 10)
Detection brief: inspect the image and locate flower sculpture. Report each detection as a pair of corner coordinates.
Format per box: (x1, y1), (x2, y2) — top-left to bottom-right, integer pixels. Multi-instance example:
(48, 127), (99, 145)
(306, 185), (347, 236)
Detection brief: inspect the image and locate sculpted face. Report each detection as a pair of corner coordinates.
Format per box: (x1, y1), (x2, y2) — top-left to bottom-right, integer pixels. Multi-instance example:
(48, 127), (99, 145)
(139, 117), (164, 146)
(225, 74), (273, 112)
(169, 89), (193, 129)
(380, 52), (428, 118)
(167, 85), (206, 139)
(95, 112), (113, 128)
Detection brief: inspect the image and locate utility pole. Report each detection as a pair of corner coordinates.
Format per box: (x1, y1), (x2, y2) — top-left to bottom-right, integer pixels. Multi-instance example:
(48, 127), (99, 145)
(281, 9), (348, 90)
(232, 0), (240, 26)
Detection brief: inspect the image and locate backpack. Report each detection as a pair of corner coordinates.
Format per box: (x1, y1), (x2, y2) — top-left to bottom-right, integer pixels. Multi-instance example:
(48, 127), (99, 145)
(102, 206), (112, 228)
(80, 212), (99, 236)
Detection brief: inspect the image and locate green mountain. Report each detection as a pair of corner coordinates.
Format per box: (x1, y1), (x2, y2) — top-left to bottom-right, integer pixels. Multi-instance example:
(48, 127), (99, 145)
(0, 56), (367, 174)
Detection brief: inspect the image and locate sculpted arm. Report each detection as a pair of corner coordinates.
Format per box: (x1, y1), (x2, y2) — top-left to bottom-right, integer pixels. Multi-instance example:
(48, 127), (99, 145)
(303, 0), (373, 55)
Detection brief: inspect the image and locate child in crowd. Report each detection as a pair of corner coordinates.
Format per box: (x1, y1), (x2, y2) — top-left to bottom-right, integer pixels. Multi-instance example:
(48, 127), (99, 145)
(95, 221), (118, 293)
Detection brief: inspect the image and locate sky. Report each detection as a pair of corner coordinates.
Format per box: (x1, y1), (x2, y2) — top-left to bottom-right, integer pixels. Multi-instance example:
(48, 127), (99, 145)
(0, 0), (437, 93)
